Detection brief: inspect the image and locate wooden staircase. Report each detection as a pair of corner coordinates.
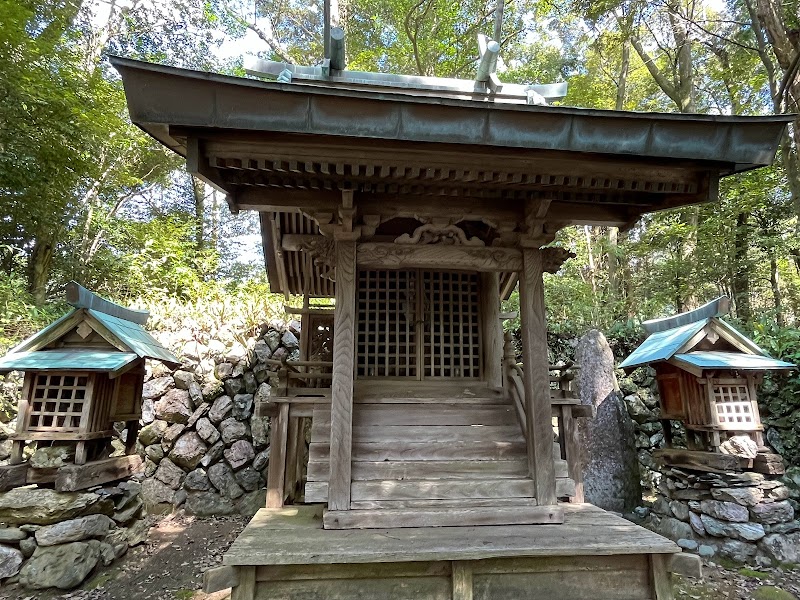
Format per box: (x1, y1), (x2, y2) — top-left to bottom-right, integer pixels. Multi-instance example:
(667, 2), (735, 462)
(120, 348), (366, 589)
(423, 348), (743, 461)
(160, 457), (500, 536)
(305, 384), (572, 529)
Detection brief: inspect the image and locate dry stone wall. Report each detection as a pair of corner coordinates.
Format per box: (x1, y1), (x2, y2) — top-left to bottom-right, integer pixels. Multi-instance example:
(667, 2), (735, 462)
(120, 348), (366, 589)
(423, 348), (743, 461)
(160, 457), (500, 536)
(138, 320), (301, 517)
(641, 468), (800, 566)
(0, 484), (149, 588)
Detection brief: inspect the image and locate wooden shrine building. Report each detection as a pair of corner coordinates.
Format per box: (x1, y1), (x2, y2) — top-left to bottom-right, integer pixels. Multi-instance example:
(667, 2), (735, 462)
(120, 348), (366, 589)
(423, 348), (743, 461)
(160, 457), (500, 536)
(621, 297), (794, 473)
(112, 49), (790, 600)
(0, 282), (179, 491)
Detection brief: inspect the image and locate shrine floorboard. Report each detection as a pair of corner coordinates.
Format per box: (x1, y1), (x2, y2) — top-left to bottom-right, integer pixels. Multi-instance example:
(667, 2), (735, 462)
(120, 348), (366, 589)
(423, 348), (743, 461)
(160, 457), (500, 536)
(221, 503), (681, 600)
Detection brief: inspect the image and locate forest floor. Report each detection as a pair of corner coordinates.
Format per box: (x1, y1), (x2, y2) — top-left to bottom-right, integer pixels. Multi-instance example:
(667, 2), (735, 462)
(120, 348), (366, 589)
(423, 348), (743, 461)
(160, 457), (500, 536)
(0, 511), (798, 600)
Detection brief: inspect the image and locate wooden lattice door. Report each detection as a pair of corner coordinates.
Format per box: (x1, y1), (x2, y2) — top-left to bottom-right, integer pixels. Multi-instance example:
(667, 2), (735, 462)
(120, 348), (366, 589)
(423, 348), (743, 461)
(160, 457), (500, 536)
(356, 270), (481, 380)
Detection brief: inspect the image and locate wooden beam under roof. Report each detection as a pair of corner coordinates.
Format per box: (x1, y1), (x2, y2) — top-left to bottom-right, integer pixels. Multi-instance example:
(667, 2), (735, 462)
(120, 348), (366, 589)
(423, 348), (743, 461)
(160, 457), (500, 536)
(199, 135), (707, 190)
(242, 187), (642, 227)
(186, 137), (238, 213)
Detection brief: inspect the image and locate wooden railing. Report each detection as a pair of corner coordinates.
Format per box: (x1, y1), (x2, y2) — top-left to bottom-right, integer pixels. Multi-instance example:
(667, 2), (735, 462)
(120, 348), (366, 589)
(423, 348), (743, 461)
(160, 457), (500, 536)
(502, 331), (593, 502)
(264, 358), (333, 397)
(255, 359), (333, 509)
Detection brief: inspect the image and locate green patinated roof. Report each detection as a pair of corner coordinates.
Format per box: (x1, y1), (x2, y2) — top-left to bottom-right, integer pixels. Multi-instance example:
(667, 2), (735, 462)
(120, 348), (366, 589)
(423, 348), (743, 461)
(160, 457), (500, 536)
(672, 351), (794, 371)
(621, 315), (795, 372)
(87, 310), (179, 366)
(619, 319), (708, 370)
(0, 350), (139, 373)
(7, 307), (179, 369)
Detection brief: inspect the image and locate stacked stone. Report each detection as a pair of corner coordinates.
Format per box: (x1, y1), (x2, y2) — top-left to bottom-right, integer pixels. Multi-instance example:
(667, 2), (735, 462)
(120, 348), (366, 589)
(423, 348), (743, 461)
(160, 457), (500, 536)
(618, 367), (675, 490)
(0, 485), (148, 589)
(139, 322), (301, 516)
(644, 467), (800, 566)
(0, 372), (22, 462)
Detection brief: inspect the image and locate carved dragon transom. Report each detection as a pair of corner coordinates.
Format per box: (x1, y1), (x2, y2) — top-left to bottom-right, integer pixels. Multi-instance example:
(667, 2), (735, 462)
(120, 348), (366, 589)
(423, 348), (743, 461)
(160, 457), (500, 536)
(394, 223), (485, 246)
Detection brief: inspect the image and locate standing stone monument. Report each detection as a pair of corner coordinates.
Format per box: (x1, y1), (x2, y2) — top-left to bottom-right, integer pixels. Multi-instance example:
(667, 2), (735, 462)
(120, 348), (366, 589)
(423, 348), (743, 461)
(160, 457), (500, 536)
(575, 329), (641, 513)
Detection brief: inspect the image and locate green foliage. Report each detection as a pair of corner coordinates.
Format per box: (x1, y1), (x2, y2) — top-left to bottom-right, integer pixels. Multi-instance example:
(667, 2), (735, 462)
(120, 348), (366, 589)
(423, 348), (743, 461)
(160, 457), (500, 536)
(0, 272), (67, 353)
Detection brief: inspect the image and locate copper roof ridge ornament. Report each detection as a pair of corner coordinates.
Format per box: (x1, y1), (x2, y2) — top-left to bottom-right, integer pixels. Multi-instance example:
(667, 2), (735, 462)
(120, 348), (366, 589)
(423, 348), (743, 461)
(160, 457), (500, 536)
(243, 9), (567, 105)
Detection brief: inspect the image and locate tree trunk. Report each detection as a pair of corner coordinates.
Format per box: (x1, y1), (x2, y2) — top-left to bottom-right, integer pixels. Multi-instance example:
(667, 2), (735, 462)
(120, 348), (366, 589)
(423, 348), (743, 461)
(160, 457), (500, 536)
(28, 230), (55, 305)
(192, 176), (206, 251)
(732, 212), (752, 323)
(616, 39), (630, 111)
(770, 253), (783, 326)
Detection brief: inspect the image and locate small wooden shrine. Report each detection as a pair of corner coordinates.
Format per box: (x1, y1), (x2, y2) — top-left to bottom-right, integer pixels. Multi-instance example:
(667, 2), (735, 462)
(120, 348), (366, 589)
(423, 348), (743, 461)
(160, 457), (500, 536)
(111, 14), (790, 597)
(0, 282), (179, 491)
(621, 297), (794, 473)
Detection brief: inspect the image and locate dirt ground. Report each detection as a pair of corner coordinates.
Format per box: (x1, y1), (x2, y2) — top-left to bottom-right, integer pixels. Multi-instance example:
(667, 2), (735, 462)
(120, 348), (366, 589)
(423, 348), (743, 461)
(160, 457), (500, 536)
(1, 512), (798, 600)
(0, 513), (247, 600)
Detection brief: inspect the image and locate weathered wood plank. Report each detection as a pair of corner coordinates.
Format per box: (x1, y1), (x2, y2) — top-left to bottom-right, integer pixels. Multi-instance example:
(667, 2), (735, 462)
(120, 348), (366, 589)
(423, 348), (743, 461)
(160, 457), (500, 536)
(308, 459), (531, 482)
(223, 505), (680, 567)
(309, 440), (528, 463)
(266, 402), (289, 508)
(253, 576), (452, 600)
(55, 455), (143, 492)
(519, 247), (557, 505)
(231, 566), (255, 600)
(203, 565), (239, 594)
(323, 506), (563, 529)
(471, 554), (648, 574)
(650, 554), (674, 600)
(452, 561), (474, 600)
(283, 416), (300, 501)
(256, 561), (451, 581)
(313, 423), (525, 444)
(307, 478), (536, 503)
(560, 404), (584, 503)
(481, 272), (503, 389)
(653, 448), (751, 473)
(472, 567), (652, 600)
(357, 243), (522, 272)
(354, 382), (500, 401)
(314, 405), (517, 427)
(328, 239), (357, 511)
(348, 498), (541, 510)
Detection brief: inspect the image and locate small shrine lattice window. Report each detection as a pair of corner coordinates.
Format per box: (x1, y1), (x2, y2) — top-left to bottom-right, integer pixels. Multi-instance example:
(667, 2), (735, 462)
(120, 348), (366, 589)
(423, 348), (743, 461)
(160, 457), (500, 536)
(709, 380), (757, 430)
(28, 374), (90, 431)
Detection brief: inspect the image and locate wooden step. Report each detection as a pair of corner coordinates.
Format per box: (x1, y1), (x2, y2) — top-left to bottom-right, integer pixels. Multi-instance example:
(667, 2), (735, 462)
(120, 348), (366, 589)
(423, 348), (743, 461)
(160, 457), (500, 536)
(348, 497), (541, 510)
(314, 404), (518, 427)
(312, 422), (525, 444)
(306, 478), (537, 504)
(354, 382), (502, 402)
(308, 459), (530, 482)
(323, 505), (565, 529)
(307, 458), (570, 482)
(309, 440), (528, 463)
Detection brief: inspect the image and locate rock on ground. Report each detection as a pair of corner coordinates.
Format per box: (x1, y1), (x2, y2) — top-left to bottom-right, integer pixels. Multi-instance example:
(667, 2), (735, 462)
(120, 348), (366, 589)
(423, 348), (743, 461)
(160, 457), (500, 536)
(34, 514), (115, 546)
(0, 544), (23, 578)
(0, 488), (113, 525)
(575, 329), (641, 513)
(19, 540), (102, 589)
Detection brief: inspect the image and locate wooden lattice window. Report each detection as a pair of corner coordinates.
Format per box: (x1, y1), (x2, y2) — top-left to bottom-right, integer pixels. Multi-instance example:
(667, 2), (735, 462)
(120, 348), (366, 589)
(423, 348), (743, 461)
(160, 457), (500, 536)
(356, 269), (481, 380)
(710, 380), (758, 430)
(28, 374), (91, 432)
(421, 271), (481, 379)
(357, 270), (417, 378)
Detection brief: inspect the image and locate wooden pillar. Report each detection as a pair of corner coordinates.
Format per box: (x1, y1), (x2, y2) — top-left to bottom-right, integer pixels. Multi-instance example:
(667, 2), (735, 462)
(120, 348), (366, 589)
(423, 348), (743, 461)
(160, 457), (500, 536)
(266, 402), (289, 508)
(328, 239), (357, 511)
(481, 272), (503, 389)
(518, 247), (557, 505)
